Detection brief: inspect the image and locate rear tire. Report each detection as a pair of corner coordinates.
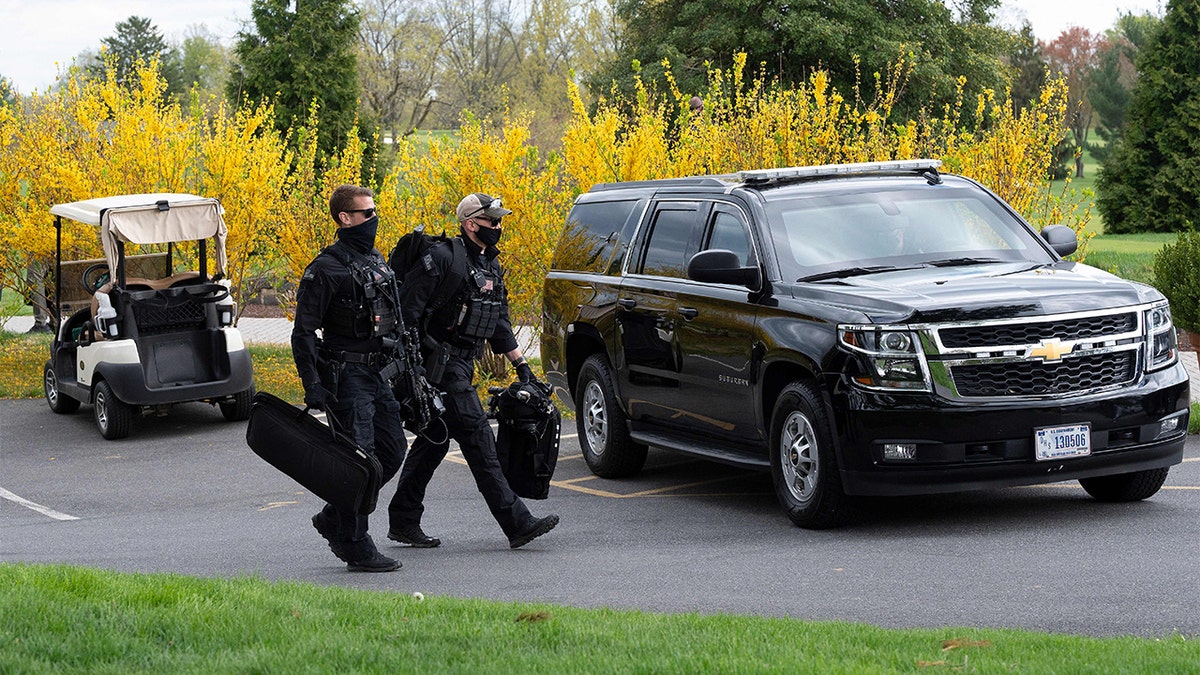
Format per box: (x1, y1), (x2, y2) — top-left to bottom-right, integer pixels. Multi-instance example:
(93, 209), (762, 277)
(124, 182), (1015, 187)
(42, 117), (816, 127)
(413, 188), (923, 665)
(769, 382), (849, 529)
(219, 386), (255, 421)
(93, 379), (133, 440)
(1079, 468), (1169, 502)
(576, 355), (647, 478)
(44, 361), (81, 414)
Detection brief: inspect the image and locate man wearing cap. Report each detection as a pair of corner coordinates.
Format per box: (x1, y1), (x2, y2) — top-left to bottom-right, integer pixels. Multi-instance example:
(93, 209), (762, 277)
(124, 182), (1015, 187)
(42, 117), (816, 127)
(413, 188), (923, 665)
(386, 192), (560, 550)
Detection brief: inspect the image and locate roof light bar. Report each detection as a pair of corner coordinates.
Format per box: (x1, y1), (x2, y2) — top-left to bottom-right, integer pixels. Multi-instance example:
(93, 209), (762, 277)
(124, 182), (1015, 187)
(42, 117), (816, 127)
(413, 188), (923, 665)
(738, 159), (942, 183)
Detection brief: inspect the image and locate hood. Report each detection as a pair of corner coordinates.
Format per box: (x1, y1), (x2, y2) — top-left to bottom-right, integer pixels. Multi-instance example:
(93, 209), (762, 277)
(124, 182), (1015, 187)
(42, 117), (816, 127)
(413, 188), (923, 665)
(784, 262), (1162, 324)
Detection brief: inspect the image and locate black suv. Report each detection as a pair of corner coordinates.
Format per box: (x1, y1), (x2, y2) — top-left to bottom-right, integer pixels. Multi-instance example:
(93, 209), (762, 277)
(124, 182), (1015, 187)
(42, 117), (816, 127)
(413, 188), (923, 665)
(541, 160), (1190, 528)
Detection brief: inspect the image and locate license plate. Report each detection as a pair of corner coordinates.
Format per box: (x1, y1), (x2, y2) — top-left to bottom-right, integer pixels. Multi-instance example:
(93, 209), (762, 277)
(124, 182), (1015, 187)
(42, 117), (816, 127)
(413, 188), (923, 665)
(1035, 423), (1092, 461)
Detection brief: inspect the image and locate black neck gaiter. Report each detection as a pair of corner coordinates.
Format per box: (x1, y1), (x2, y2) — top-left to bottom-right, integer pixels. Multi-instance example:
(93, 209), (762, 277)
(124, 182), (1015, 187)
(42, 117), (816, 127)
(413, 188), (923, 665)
(337, 215), (379, 254)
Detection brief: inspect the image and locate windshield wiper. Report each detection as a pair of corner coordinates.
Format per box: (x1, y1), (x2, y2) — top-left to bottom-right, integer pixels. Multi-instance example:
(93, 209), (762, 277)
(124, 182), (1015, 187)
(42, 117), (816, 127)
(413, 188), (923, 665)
(924, 257), (1010, 267)
(797, 265), (913, 282)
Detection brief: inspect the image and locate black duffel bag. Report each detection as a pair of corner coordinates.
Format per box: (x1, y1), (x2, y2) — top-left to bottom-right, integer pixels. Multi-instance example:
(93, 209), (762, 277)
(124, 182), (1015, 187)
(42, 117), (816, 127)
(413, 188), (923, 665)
(245, 391), (382, 515)
(487, 380), (560, 500)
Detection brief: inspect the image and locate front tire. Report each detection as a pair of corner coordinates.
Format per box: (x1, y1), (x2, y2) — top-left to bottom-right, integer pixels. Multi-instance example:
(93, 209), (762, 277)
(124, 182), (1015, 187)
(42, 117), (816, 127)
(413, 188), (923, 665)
(1080, 468), (1169, 502)
(44, 361), (81, 414)
(769, 382), (849, 529)
(219, 386), (255, 421)
(576, 355), (647, 478)
(93, 379), (133, 440)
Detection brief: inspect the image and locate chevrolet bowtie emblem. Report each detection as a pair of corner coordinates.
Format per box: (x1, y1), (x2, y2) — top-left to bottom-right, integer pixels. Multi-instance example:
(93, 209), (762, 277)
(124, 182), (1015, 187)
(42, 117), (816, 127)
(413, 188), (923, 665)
(1029, 338), (1072, 361)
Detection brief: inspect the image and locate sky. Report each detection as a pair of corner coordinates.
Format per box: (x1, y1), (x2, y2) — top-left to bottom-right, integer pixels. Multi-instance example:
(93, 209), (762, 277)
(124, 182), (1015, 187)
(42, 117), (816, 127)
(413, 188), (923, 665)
(0, 0), (1170, 95)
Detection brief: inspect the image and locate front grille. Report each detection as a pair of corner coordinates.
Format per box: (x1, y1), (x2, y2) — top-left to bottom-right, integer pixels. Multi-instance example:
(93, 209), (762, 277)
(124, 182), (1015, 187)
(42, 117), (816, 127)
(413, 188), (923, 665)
(951, 351), (1137, 397)
(939, 313), (1137, 348)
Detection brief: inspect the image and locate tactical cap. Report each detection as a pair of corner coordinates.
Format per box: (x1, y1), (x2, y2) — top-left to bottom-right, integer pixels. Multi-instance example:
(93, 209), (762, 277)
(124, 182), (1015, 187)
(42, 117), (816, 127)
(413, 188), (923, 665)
(456, 193), (512, 222)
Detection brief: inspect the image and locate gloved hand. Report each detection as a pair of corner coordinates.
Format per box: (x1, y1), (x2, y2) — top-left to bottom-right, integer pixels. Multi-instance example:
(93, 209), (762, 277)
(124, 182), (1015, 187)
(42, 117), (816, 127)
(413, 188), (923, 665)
(304, 383), (332, 411)
(515, 362), (536, 383)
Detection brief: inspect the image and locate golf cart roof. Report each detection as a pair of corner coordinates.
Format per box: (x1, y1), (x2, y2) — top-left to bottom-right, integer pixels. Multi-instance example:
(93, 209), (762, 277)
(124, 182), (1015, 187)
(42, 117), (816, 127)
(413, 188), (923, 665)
(50, 193), (227, 276)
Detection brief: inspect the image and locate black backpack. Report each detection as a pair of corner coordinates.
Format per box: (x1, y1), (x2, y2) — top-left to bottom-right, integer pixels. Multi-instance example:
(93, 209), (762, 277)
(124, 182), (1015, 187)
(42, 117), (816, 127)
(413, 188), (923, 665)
(387, 225), (469, 313)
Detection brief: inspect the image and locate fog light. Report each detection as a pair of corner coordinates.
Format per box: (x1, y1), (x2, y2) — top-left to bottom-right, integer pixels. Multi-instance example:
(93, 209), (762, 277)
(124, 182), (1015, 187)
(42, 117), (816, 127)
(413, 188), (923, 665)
(883, 443), (917, 460)
(1159, 416), (1181, 436)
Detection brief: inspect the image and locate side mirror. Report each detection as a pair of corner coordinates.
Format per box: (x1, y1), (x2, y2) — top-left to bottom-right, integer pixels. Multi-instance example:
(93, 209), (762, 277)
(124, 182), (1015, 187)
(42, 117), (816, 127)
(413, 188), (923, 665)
(1041, 224), (1078, 257)
(687, 249), (761, 289)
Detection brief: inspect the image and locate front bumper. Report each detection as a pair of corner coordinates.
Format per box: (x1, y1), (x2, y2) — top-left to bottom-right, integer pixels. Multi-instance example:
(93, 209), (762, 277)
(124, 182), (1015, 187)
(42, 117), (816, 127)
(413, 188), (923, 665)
(833, 364), (1190, 496)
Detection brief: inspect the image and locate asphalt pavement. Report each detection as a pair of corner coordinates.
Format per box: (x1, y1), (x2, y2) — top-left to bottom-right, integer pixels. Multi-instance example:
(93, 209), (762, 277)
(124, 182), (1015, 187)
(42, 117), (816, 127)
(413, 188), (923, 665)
(2, 397), (1198, 639)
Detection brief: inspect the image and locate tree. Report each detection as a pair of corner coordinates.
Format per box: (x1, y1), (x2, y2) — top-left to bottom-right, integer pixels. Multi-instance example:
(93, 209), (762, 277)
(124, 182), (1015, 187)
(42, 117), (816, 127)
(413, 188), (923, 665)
(357, 0), (445, 143)
(1044, 27), (1101, 178)
(179, 25), (232, 103)
(0, 74), (14, 106)
(430, 0), (524, 127)
(1088, 11), (1163, 164)
(95, 16), (184, 95)
(587, 0), (1012, 123)
(1007, 22), (1047, 114)
(1097, 0), (1200, 233)
(228, 0), (361, 158)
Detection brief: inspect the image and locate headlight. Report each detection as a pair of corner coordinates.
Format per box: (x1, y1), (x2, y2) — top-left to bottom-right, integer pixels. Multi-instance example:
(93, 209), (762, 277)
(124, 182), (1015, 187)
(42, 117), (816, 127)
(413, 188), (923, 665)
(838, 326), (930, 391)
(1144, 302), (1177, 372)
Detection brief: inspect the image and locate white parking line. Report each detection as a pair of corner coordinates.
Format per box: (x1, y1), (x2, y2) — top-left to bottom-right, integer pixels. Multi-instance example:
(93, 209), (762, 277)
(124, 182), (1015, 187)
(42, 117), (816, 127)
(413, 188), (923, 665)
(0, 487), (79, 521)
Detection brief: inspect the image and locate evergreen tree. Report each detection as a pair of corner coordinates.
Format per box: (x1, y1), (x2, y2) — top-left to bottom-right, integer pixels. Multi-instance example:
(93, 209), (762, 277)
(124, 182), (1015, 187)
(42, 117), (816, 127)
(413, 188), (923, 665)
(1007, 22), (1046, 114)
(1097, 0), (1200, 233)
(1088, 12), (1162, 164)
(228, 0), (361, 158)
(95, 16), (184, 95)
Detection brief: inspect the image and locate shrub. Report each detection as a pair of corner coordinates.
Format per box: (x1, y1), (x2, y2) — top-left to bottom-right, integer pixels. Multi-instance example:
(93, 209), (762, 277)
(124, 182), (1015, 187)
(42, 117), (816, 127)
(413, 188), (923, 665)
(1152, 229), (1200, 332)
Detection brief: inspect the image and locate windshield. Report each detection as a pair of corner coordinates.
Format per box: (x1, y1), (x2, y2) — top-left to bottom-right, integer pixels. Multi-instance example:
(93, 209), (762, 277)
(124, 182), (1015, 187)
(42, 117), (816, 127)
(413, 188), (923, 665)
(763, 185), (1058, 282)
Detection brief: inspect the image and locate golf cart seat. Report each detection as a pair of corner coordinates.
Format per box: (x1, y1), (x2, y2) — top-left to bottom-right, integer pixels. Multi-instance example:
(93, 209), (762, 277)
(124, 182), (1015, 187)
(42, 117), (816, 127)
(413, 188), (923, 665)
(89, 272), (206, 337)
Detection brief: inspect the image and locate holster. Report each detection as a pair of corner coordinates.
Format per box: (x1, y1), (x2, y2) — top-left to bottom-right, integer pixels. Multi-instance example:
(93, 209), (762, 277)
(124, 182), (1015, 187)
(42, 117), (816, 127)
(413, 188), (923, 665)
(423, 339), (450, 384)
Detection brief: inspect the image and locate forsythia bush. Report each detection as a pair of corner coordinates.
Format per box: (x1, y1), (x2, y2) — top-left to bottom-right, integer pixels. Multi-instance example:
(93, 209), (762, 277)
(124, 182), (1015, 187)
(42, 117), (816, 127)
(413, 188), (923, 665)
(1, 54), (1076, 339)
(564, 53), (1079, 239)
(0, 62), (291, 318)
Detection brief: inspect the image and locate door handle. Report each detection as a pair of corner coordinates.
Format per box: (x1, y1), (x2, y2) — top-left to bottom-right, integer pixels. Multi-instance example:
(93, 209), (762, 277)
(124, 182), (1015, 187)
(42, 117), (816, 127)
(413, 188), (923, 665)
(618, 298), (637, 309)
(679, 307), (699, 320)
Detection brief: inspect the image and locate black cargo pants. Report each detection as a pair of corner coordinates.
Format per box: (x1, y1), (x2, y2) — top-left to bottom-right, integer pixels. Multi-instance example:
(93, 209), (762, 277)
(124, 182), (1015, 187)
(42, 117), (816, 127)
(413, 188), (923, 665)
(388, 355), (533, 537)
(318, 362), (406, 558)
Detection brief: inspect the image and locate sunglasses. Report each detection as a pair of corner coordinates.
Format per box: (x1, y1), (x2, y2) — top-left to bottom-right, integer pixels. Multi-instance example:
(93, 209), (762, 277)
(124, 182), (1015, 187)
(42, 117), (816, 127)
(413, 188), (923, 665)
(344, 207), (376, 218)
(475, 216), (502, 227)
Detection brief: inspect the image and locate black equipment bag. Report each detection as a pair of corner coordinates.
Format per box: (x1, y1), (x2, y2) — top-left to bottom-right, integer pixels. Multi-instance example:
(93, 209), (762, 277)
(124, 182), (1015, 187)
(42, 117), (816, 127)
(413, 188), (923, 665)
(245, 391), (383, 515)
(487, 381), (560, 500)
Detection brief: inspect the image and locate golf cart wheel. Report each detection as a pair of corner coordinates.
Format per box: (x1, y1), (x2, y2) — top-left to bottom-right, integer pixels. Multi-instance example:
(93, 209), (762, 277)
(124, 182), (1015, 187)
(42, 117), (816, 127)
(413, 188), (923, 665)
(44, 361), (81, 414)
(219, 386), (255, 422)
(93, 379), (133, 440)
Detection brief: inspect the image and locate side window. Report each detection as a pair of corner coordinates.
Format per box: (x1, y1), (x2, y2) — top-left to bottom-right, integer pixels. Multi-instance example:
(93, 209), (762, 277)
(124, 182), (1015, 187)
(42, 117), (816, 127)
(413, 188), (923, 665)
(640, 204), (701, 278)
(551, 200), (640, 274)
(705, 208), (754, 266)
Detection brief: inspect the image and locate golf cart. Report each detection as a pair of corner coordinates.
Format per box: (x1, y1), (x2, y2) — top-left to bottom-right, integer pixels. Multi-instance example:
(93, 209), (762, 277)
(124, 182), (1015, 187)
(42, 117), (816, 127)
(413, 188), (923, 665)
(43, 193), (255, 439)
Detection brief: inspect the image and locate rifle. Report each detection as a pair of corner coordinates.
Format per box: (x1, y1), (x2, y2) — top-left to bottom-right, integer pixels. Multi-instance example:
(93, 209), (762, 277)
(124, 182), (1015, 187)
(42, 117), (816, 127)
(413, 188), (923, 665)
(380, 327), (447, 442)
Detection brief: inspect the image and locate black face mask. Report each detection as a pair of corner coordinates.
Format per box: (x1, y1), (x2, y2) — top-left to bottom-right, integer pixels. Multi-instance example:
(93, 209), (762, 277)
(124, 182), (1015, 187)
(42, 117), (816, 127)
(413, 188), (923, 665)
(474, 223), (502, 247)
(337, 214), (378, 253)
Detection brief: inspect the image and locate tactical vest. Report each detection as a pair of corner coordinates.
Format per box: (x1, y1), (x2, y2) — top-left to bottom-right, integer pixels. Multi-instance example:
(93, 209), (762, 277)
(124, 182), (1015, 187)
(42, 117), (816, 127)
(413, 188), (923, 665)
(321, 243), (402, 340)
(454, 261), (505, 340)
(429, 253), (505, 345)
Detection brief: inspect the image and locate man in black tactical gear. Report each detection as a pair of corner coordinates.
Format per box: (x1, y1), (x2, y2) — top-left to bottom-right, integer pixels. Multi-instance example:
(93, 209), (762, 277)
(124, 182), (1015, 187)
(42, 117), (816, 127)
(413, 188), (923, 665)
(387, 192), (559, 549)
(291, 184), (406, 572)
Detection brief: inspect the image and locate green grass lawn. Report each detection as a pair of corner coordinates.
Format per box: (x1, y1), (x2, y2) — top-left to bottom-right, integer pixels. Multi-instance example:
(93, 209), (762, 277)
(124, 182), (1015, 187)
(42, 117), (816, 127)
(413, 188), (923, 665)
(2, 564), (1196, 674)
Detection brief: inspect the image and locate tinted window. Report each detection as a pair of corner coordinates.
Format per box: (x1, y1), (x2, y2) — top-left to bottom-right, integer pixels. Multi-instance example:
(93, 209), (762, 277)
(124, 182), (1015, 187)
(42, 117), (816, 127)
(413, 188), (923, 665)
(552, 200), (639, 274)
(706, 210), (754, 266)
(641, 207), (700, 278)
